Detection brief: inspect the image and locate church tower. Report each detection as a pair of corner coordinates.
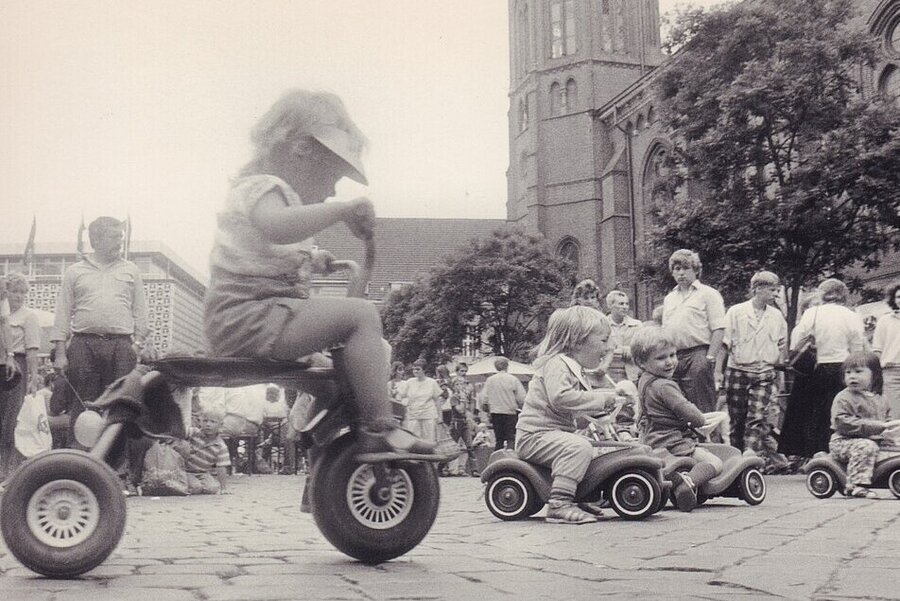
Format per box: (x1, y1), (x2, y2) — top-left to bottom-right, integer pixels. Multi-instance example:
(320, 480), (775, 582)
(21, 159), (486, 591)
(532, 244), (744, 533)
(507, 0), (665, 310)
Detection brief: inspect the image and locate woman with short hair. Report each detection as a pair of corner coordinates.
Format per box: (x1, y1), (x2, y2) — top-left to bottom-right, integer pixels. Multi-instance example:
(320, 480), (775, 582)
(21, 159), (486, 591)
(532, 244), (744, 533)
(779, 278), (867, 461)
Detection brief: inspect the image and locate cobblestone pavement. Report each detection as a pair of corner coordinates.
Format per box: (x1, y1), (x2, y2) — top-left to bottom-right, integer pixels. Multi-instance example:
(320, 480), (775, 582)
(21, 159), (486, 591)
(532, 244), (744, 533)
(1, 473), (899, 601)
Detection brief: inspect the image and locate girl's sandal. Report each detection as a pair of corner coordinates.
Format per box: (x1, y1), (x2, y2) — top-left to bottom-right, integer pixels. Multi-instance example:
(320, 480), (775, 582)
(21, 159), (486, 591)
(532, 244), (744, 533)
(546, 501), (598, 524)
(846, 486), (878, 499)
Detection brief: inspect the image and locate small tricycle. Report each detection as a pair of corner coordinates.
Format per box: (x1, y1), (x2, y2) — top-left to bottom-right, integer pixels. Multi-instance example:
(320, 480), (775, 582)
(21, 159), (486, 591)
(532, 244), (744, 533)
(804, 450), (900, 499)
(0, 239), (446, 577)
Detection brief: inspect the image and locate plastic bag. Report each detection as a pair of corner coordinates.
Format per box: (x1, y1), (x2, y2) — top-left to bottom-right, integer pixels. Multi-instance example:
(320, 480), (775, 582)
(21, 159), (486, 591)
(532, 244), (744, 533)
(15, 393), (53, 457)
(140, 440), (189, 496)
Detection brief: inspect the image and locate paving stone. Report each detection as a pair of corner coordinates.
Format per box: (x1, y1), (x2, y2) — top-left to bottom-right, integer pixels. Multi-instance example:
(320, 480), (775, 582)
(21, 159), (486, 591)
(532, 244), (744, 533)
(0, 475), (897, 599)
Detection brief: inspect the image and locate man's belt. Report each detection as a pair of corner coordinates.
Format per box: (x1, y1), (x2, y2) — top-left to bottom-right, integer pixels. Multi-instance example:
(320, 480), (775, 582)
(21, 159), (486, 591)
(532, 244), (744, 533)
(73, 332), (132, 340)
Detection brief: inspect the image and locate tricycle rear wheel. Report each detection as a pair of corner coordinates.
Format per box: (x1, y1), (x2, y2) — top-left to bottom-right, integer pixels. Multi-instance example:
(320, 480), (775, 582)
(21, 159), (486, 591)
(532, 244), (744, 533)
(0, 450), (126, 577)
(309, 438), (440, 563)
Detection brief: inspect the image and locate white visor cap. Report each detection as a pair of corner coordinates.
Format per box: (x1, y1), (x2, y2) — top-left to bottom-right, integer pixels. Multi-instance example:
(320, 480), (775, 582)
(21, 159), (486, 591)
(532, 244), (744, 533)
(312, 126), (368, 186)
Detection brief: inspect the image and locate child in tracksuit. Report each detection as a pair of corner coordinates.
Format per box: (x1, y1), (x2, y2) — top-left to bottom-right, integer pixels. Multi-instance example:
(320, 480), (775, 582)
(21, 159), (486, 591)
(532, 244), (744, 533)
(631, 325), (723, 512)
(516, 306), (637, 524)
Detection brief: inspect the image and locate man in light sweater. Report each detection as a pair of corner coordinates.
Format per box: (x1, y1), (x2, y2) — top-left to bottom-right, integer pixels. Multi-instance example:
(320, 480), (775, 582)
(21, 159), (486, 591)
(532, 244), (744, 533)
(480, 357), (526, 451)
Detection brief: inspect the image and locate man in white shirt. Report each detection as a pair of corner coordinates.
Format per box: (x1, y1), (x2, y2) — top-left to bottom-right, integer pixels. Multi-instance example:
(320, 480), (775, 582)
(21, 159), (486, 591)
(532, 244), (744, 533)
(717, 271), (789, 473)
(661, 249), (726, 412)
(605, 290), (643, 383)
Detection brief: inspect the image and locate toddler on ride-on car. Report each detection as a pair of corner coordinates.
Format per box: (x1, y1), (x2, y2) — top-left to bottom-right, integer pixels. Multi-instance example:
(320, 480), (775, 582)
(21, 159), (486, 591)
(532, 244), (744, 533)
(631, 325), (723, 512)
(516, 306), (637, 524)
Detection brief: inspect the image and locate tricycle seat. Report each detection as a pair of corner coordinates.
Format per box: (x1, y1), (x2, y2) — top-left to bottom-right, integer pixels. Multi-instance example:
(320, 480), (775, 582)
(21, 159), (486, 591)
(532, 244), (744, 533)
(150, 356), (337, 396)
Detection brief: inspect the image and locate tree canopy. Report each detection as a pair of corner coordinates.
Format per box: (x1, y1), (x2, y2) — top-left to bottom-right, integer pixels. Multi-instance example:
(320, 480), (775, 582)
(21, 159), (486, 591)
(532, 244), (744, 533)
(381, 227), (572, 365)
(648, 0), (900, 327)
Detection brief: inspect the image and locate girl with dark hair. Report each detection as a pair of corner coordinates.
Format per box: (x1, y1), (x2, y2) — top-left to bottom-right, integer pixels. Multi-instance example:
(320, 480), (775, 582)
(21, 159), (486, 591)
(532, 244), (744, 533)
(829, 351), (900, 498)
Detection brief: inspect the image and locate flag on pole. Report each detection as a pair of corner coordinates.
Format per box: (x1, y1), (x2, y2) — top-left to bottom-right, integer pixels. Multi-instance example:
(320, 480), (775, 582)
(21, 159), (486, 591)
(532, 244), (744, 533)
(76, 214), (86, 260)
(22, 214), (36, 269)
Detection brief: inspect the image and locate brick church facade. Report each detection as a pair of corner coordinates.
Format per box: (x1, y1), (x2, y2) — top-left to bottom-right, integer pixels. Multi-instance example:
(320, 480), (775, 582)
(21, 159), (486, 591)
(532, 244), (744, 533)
(506, 0), (900, 318)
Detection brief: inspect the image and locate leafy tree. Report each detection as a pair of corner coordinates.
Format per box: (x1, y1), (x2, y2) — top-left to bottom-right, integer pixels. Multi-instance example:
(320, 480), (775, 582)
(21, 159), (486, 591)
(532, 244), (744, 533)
(647, 0), (900, 328)
(381, 227), (572, 365)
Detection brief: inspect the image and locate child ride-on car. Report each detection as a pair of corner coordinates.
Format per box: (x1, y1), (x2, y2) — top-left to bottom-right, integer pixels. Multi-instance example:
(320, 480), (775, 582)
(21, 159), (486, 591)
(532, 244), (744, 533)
(481, 436), (668, 521)
(804, 450), (900, 499)
(661, 443), (767, 507)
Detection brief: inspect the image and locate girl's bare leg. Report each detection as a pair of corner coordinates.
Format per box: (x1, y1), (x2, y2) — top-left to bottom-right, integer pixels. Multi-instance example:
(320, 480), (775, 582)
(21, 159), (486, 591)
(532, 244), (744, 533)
(270, 297), (392, 424)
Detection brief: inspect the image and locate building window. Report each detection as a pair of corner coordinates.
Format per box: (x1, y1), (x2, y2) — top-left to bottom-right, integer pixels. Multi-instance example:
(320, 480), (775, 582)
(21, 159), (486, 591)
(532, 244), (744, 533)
(643, 144), (673, 221)
(550, 81), (561, 115)
(33, 258), (61, 276)
(889, 19), (900, 55)
(880, 65), (900, 105)
(565, 78), (577, 111)
(550, 0), (576, 58)
(557, 238), (580, 272)
(519, 98), (529, 132)
(517, 3), (530, 77)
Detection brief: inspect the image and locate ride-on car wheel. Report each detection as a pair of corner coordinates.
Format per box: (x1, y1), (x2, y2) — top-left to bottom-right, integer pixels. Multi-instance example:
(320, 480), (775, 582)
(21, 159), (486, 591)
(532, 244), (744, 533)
(0, 450), (126, 578)
(888, 468), (900, 499)
(607, 470), (660, 520)
(309, 438), (440, 564)
(738, 468), (766, 505)
(806, 468), (838, 499)
(485, 472), (540, 520)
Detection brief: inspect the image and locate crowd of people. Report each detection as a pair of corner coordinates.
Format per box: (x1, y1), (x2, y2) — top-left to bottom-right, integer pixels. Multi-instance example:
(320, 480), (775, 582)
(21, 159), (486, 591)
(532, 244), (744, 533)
(0, 87), (897, 514)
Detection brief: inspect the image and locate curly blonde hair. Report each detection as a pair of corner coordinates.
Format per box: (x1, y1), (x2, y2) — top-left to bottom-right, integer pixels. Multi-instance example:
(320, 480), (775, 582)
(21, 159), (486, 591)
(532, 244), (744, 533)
(250, 89), (367, 161)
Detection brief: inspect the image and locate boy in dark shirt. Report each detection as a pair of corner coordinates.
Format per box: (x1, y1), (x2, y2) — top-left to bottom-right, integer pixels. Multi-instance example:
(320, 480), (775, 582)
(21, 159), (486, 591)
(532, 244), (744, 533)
(631, 326), (723, 511)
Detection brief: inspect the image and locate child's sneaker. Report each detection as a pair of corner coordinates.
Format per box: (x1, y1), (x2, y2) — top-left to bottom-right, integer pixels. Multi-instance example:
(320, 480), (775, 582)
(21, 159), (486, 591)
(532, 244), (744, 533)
(356, 423), (437, 457)
(845, 485), (878, 499)
(546, 500), (598, 524)
(669, 471), (697, 512)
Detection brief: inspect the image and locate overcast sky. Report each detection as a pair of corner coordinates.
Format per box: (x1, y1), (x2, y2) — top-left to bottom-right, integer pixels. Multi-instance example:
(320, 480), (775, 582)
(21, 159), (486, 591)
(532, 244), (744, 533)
(1, 0), (722, 275)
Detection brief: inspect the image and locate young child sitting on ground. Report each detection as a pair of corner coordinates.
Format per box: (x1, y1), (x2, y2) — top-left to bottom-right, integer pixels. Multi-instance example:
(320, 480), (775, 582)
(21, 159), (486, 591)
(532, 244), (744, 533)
(516, 306), (637, 524)
(830, 351), (900, 498)
(631, 325), (723, 512)
(175, 407), (232, 495)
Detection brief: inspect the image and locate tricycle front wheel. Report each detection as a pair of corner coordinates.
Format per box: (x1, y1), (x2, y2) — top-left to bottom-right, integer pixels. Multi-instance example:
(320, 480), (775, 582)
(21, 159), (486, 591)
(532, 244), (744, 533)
(0, 450), (126, 577)
(309, 438), (440, 563)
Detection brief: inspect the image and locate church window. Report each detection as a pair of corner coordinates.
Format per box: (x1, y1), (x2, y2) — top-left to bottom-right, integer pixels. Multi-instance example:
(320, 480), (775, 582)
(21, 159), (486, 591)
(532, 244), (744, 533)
(880, 65), (900, 105)
(565, 78), (577, 111)
(519, 98), (529, 132)
(889, 19), (900, 55)
(550, 0), (577, 58)
(550, 82), (561, 115)
(642, 144), (673, 221)
(600, 0), (613, 52)
(557, 238), (580, 272)
(613, 0), (627, 52)
(517, 4), (530, 77)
